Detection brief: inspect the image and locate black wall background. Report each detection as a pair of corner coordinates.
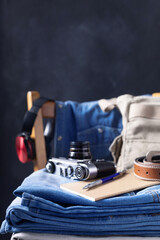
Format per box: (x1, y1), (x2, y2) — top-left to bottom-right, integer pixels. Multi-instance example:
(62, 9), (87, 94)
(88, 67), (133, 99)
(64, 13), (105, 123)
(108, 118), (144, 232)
(1, 0), (160, 239)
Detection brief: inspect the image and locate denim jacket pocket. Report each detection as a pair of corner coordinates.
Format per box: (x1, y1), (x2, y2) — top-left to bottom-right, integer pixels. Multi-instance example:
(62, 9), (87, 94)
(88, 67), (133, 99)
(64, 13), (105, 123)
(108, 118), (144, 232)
(77, 126), (121, 160)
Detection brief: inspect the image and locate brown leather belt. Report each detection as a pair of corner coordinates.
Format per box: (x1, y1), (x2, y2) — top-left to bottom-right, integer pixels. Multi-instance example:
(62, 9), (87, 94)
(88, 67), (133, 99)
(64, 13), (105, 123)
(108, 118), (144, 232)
(134, 151), (160, 180)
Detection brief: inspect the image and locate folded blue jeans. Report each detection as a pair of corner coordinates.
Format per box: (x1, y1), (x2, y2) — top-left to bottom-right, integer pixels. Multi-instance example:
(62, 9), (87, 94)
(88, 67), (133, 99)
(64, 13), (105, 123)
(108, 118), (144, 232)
(1, 169), (160, 236)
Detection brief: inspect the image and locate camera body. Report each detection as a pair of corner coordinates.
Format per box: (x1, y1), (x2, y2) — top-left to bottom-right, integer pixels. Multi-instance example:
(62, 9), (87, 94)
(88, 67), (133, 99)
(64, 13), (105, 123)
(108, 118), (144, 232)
(46, 141), (115, 180)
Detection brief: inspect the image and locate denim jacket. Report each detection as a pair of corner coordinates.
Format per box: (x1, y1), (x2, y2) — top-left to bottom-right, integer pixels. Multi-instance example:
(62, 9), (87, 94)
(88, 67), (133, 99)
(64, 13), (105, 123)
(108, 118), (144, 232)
(54, 100), (122, 160)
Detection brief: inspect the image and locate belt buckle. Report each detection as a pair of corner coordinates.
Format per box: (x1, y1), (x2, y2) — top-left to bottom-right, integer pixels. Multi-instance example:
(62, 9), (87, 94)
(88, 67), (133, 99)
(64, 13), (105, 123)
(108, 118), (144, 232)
(145, 151), (160, 163)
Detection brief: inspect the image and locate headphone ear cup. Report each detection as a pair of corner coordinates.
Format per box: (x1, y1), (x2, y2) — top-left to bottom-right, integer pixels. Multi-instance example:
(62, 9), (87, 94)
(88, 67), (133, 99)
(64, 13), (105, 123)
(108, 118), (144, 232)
(15, 133), (35, 163)
(24, 135), (36, 161)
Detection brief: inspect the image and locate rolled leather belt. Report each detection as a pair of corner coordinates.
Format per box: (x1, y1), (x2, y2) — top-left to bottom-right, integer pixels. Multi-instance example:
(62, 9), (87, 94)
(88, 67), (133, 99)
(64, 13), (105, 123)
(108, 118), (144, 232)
(134, 151), (160, 180)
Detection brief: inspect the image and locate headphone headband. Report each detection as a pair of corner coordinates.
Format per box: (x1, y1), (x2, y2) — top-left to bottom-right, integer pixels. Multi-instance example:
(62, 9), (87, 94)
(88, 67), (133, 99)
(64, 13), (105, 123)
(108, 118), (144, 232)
(22, 97), (52, 134)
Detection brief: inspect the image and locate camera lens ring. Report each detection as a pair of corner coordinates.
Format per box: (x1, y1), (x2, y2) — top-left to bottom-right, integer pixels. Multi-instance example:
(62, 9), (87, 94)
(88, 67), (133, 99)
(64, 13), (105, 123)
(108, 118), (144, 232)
(46, 161), (55, 173)
(69, 141), (92, 160)
(75, 165), (88, 180)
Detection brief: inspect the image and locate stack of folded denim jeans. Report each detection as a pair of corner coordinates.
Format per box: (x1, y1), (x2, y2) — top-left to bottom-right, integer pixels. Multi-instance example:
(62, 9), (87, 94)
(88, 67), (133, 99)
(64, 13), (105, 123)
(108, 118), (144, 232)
(2, 99), (160, 237)
(1, 168), (160, 236)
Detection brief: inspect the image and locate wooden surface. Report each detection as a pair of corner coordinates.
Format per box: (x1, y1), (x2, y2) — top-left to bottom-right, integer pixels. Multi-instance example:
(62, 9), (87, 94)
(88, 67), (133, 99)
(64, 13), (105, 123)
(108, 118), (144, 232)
(152, 92), (160, 97)
(27, 91), (47, 171)
(41, 101), (56, 118)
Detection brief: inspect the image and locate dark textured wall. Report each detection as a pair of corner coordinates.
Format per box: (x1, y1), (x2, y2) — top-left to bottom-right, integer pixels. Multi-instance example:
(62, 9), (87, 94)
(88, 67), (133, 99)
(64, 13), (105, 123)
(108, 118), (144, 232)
(1, 0), (160, 239)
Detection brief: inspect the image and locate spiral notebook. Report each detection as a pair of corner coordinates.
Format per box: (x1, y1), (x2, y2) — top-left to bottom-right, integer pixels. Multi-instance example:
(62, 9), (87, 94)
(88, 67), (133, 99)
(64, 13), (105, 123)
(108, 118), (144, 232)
(60, 168), (160, 201)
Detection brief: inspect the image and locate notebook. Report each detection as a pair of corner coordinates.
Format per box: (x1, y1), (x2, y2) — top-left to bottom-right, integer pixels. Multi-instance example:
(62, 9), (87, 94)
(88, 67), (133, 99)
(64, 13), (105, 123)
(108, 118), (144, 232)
(60, 168), (160, 201)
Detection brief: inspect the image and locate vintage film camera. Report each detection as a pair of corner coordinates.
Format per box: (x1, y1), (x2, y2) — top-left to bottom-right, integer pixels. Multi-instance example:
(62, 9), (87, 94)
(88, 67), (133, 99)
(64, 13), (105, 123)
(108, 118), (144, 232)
(46, 141), (115, 180)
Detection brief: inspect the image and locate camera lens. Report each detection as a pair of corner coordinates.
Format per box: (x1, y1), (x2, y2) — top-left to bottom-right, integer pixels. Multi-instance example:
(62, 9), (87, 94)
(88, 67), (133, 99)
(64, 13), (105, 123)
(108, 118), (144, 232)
(46, 161), (55, 173)
(68, 141), (92, 160)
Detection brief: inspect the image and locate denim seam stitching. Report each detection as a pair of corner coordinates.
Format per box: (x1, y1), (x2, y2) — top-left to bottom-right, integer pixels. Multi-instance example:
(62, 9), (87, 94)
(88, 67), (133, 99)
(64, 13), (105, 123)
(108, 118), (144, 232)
(153, 190), (160, 202)
(147, 190), (156, 202)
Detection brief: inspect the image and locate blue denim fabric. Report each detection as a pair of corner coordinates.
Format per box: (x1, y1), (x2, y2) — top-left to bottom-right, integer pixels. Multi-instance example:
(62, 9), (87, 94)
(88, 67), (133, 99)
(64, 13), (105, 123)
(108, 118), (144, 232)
(1, 169), (160, 236)
(13, 169), (160, 207)
(2, 97), (160, 236)
(54, 100), (122, 159)
(2, 196), (160, 236)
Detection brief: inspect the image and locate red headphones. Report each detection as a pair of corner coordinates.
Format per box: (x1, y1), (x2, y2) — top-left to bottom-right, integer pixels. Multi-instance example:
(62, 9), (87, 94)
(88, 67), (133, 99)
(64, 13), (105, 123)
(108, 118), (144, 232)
(15, 97), (54, 164)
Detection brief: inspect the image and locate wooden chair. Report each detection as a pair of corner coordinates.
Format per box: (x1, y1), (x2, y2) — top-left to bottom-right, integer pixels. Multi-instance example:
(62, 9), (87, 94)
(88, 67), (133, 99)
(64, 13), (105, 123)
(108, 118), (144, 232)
(27, 91), (56, 171)
(12, 91), (159, 240)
